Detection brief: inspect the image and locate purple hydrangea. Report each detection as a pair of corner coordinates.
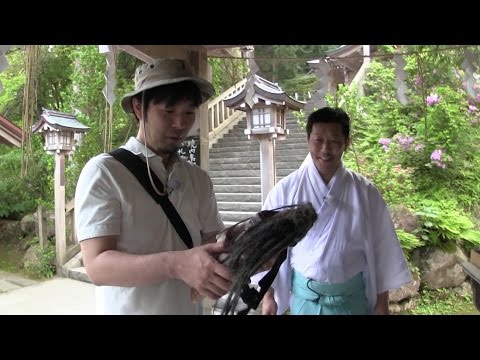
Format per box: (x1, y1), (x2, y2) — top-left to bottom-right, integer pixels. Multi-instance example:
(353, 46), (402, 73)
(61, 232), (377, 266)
(394, 134), (415, 150)
(431, 149), (442, 161)
(378, 138), (391, 152)
(431, 149), (446, 169)
(415, 143), (425, 152)
(426, 94), (440, 106)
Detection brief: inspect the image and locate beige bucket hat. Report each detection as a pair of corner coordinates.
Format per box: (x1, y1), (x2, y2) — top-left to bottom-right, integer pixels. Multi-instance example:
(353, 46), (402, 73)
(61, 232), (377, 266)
(121, 58), (215, 113)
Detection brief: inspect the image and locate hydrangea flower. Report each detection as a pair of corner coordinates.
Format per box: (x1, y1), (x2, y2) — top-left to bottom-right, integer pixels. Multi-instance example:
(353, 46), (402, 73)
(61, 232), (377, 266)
(378, 138), (391, 152)
(426, 94), (439, 106)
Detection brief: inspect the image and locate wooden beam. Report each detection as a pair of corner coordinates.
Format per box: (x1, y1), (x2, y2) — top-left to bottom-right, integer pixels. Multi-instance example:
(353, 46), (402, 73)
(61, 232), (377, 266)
(116, 45), (204, 62)
(116, 45), (244, 63)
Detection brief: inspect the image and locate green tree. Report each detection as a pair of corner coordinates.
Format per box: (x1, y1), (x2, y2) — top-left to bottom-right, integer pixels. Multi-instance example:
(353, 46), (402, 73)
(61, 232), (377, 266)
(208, 49), (247, 95)
(254, 45), (338, 92)
(0, 46), (25, 123)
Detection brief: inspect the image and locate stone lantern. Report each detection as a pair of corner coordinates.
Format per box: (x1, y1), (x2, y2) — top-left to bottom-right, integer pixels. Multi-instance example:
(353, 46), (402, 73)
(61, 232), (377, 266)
(223, 75), (304, 203)
(32, 108), (89, 266)
(32, 108), (89, 155)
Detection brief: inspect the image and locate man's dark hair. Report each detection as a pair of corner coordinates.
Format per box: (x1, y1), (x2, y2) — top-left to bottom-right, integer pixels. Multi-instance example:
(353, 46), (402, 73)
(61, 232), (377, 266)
(306, 107), (350, 139)
(132, 81), (203, 122)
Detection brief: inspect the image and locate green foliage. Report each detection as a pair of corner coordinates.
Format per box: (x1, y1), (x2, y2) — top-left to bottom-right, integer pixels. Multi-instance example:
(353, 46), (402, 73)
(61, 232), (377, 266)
(0, 144), (53, 219)
(413, 197), (480, 250)
(327, 84), (417, 205)
(345, 150), (416, 206)
(0, 237), (26, 275)
(410, 86), (480, 210)
(406, 288), (476, 315)
(0, 47), (25, 122)
(37, 45), (75, 112)
(65, 123), (104, 200)
(292, 109), (307, 130)
(63, 47), (141, 199)
(24, 243), (56, 279)
(396, 229), (424, 254)
(208, 53), (247, 95)
(282, 73), (317, 94)
(332, 45), (480, 246)
(254, 45), (338, 88)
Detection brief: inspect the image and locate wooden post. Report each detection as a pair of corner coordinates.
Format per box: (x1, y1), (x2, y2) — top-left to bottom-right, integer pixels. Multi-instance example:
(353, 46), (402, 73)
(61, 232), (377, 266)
(363, 45), (371, 65)
(37, 205), (48, 249)
(54, 152), (66, 266)
(259, 137), (276, 204)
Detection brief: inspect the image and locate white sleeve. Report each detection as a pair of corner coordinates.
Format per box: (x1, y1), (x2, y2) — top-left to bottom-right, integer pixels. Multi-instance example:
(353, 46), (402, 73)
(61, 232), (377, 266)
(370, 188), (412, 292)
(75, 156), (122, 241)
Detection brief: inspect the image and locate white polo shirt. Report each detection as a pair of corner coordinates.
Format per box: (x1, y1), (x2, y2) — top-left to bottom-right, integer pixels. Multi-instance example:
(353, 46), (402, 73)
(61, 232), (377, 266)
(75, 137), (224, 314)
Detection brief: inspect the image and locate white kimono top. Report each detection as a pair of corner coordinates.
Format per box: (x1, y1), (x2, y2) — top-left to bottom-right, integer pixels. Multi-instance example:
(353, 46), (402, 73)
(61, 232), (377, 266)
(259, 155), (412, 314)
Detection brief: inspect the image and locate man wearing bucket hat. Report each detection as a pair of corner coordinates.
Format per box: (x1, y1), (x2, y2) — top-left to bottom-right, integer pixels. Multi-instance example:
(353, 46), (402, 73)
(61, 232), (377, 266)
(75, 58), (231, 314)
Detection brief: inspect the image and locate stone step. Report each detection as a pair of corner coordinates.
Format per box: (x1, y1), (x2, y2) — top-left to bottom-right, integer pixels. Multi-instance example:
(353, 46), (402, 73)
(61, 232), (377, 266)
(213, 169), (298, 178)
(210, 162), (260, 171)
(276, 161), (304, 169)
(67, 267), (91, 283)
(277, 168), (299, 177)
(210, 142), (307, 153)
(209, 150), (259, 159)
(211, 177), (260, 185)
(210, 157), (260, 165)
(213, 136), (306, 148)
(210, 144), (259, 153)
(60, 251), (91, 284)
(210, 169), (260, 178)
(210, 160), (304, 172)
(218, 201), (262, 212)
(213, 154), (306, 165)
(218, 134), (304, 144)
(0, 270), (38, 290)
(212, 140), (260, 148)
(215, 193), (262, 203)
(209, 148), (307, 159)
(278, 132), (307, 138)
(216, 193), (261, 202)
(213, 184), (260, 193)
(220, 211), (259, 223)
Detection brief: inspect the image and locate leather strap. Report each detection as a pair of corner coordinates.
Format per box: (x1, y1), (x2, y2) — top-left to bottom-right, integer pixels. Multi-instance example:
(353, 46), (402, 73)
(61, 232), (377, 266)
(109, 148), (193, 249)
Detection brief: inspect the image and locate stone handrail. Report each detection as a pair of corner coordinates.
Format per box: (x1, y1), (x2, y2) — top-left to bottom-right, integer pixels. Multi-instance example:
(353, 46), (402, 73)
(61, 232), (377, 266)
(292, 91), (312, 102)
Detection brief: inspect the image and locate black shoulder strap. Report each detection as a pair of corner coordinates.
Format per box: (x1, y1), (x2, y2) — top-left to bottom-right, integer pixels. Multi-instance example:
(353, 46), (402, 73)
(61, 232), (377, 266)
(109, 148), (193, 249)
(237, 247), (288, 315)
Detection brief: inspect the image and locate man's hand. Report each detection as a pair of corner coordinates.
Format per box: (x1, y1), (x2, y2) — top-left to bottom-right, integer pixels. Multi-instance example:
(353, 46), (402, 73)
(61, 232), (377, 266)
(262, 288), (278, 315)
(176, 241), (231, 300)
(373, 291), (389, 315)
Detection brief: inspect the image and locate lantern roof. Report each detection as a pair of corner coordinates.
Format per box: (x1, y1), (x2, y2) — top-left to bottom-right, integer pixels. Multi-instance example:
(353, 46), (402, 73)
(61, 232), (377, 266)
(223, 74), (305, 111)
(32, 108), (89, 133)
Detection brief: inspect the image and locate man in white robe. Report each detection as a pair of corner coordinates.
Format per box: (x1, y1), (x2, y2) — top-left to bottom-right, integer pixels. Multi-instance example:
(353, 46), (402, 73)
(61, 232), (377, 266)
(258, 107), (412, 315)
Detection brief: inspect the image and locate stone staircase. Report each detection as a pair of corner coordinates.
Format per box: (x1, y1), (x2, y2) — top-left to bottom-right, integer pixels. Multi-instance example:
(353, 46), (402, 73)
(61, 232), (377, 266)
(61, 252), (90, 283)
(210, 111), (308, 226)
